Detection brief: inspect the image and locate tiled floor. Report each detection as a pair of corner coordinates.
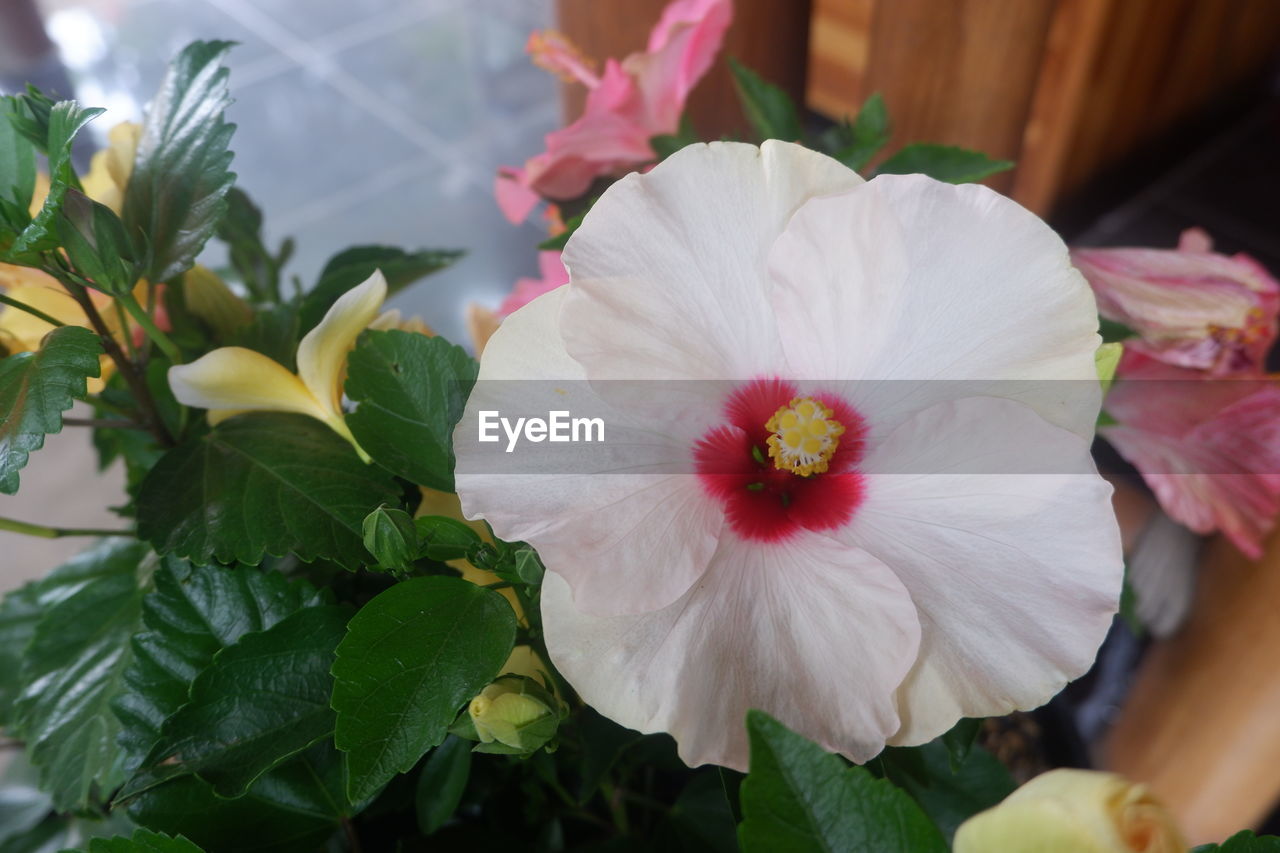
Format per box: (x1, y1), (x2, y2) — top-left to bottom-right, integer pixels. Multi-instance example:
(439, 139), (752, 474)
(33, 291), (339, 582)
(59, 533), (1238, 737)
(1, 0), (559, 589)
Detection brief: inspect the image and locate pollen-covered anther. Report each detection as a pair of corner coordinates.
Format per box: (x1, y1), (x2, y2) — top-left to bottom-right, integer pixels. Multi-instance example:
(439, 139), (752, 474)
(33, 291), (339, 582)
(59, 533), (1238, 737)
(765, 396), (845, 476)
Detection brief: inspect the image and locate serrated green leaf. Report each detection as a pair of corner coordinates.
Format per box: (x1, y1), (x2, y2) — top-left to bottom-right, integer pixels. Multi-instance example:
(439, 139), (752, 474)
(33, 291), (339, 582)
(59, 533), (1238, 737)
(123, 41), (236, 283)
(415, 735), (471, 836)
(0, 312), (103, 494)
(874, 143), (1013, 184)
(65, 828), (205, 853)
(0, 98), (36, 220)
(113, 561), (326, 773)
(738, 711), (947, 853)
(822, 92), (890, 172)
(214, 187), (286, 303)
(344, 330), (478, 491)
(729, 58), (801, 143)
(14, 540), (151, 812)
(136, 412), (399, 569)
(58, 189), (139, 295)
(1195, 831), (1280, 852)
(125, 742), (345, 853)
(128, 605), (348, 799)
(0, 582), (42, 726)
(300, 246), (462, 333)
(5, 100), (103, 262)
(332, 576), (517, 803)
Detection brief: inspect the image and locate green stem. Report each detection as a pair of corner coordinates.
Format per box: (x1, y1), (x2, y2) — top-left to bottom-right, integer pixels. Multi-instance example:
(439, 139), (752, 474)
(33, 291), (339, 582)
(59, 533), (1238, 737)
(116, 289), (182, 365)
(0, 515), (132, 539)
(0, 292), (65, 328)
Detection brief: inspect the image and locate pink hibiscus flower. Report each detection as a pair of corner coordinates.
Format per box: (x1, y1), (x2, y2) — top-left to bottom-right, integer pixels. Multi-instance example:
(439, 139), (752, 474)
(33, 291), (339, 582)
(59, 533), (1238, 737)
(1102, 350), (1280, 558)
(495, 0), (733, 224)
(1072, 229), (1280, 376)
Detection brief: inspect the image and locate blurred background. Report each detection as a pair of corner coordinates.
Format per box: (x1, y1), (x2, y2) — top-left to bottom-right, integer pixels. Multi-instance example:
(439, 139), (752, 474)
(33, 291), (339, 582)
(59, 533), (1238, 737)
(2, 0), (1280, 843)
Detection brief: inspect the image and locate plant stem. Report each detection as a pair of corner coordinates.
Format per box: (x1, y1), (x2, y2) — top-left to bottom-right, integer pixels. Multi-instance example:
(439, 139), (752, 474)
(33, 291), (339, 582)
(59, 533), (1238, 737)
(63, 416), (140, 429)
(116, 288), (182, 366)
(52, 271), (175, 447)
(0, 515), (132, 539)
(341, 817), (362, 853)
(0, 292), (65, 328)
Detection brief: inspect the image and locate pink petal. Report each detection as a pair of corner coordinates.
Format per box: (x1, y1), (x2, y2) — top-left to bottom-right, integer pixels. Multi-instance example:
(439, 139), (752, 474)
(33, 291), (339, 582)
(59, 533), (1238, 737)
(1071, 235), (1280, 375)
(1103, 353), (1280, 557)
(499, 251), (570, 317)
(495, 168), (541, 225)
(627, 0), (733, 132)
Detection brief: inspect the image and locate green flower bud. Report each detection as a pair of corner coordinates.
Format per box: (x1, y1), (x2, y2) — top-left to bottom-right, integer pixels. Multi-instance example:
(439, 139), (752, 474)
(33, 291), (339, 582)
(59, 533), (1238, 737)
(183, 265), (252, 338)
(467, 675), (562, 754)
(362, 505), (418, 569)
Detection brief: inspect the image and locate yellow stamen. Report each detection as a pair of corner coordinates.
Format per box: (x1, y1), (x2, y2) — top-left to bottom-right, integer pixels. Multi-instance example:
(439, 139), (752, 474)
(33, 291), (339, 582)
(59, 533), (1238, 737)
(765, 396), (844, 476)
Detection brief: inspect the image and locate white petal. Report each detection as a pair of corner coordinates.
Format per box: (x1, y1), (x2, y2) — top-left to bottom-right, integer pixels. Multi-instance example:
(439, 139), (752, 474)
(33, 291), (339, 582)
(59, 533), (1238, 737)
(844, 396), (1122, 744)
(297, 269), (387, 416)
(769, 175), (1103, 438)
(559, 140), (862, 381)
(455, 288), (723, 615)
(542, 533), (921, 770)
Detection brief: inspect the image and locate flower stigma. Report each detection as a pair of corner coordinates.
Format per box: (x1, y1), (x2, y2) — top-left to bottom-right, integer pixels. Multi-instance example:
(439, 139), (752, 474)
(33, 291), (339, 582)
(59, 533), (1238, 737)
(766, 396), (845, 476)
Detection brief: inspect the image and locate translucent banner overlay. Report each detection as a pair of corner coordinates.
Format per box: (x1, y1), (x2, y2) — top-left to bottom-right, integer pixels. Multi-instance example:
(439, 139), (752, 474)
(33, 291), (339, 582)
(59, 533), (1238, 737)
(449, 378), (1273, 476)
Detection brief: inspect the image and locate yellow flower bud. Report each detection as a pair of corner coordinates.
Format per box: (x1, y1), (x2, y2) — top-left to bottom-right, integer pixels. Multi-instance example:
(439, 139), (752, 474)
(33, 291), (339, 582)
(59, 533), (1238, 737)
(183, 265), (251, 338)
(953, 769), (1187, 853)
(468, 673), (562, 753)
(81, 121), (142, 215)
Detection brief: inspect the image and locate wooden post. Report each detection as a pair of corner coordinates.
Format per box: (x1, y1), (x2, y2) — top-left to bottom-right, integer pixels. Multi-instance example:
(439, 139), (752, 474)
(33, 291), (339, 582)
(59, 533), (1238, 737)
(1104, 530), (1280, 845)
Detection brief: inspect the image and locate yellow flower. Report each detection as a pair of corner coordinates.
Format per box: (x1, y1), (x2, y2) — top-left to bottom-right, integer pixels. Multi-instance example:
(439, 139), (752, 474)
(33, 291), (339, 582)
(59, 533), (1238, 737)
(369, 307), (434, 337)
(0, 264), (130, 393)
(167, 270), (387, 457)
(953, 769), (1187, 853)
(80, 121), (142, 215)
(183, 265), (251, 338)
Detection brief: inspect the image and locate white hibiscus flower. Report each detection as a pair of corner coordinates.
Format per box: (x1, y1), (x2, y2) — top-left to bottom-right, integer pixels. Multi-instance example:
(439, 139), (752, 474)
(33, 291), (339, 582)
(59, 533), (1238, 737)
(454, 140), (1123, 770)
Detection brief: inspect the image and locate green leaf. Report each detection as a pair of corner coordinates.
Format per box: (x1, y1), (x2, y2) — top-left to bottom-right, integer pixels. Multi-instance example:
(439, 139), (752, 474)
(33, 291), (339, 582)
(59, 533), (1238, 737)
(123, 41), (236, 283)
(68, 828), (206, 852)
(1195, 832), (1280, 852)
(125, 742), (346, 853)
(415, 735), (471, 835)
(0, 97), (36, 220)
(58, 189), (139, 294)
(136, 412), (400, 569)
(214, 187), (288, 303)
(537, 205), (590, 251)
(128, 605), (348, 798)
(0, 328), (100, 474)
(344, 330), (478, 491)
(0, 325), (103, 493)
(362, 505), (419, 569)
(821, 93), (890, 172)
(14, 540), (151, 811)
(874, 143), (1013, 184)
(5, 100), (103, 262)
(1120, 562), (1142, 635)
(729, 58), (802, 143)
(332, 576), (517, 803)
(0, 582), (42, 726)
(300, 246), (462, 333)
(738, 711), (947, 853)
(1098, 316), (1135, 344)
(413, 515), (484, 562)
(878, 736), (1015, 842)
(113, 560), (326, 773)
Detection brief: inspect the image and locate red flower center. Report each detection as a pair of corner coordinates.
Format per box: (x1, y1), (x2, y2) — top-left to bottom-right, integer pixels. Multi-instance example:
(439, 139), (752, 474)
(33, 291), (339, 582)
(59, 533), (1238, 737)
(694, 377), (867, 542)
